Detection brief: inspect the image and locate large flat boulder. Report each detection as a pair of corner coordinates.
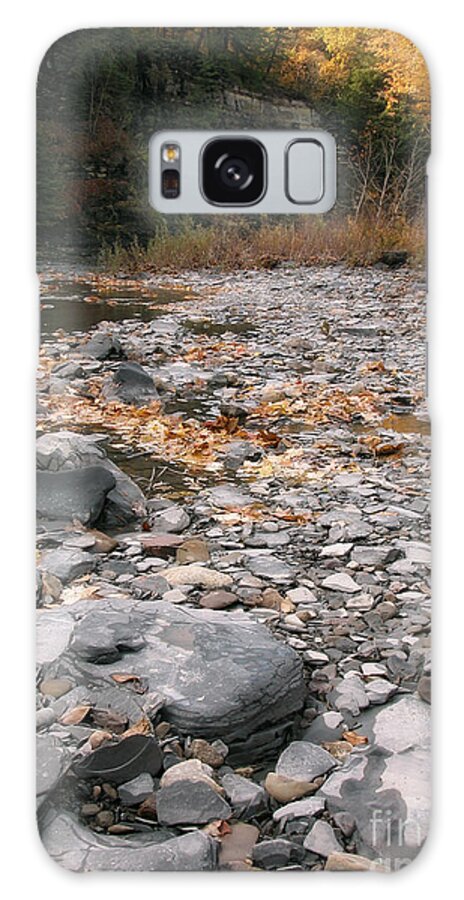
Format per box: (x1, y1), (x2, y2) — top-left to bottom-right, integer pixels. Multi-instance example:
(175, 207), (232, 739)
(39, 809), (217, 871)
(39, 598), (306, 763)
(316, 694), (431, 868)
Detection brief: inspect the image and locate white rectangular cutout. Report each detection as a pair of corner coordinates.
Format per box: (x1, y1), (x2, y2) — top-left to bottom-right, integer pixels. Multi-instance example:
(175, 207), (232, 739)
(149, 130), (336, 215)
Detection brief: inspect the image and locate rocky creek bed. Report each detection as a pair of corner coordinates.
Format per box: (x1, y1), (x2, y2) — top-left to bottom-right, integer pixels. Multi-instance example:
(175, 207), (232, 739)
(36, 265), (431, 872)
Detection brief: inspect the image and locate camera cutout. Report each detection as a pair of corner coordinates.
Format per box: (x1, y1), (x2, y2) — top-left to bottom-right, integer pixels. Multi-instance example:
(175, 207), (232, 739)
(150, 130), (336, 214)
(201, 138), (266, 206)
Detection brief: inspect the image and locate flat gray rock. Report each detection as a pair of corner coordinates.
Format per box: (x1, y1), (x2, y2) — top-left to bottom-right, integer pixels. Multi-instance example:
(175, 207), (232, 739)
(37, 466), (116, 526)
(208, 484), (253, 509)
(351, 544), (399, 567)
(316, 694), (431, 864)
(246, 555), (295, 584)
(38, 598), (305, 763)
(39, 547), (96, 583)
(36, 608), (74, 665)
(303, 820), (343, 856)
(36, 734), (71, 804)
(150, 505), (191, 533)
(221, 772), (268, 818)
(321, 572), (361, 593)
(156, 779), (232, 825)
(39, 809), (217, 871)
(331, 674), (369, 716)
(118, 773), (155, 805)
(102, 362), (159, 405)
(273, 797), (325, 823)
(252, 838), (305, 869)
(276, 741), (336, 782)
(36, 431), (147, 525)
(78, 332), (123, 360)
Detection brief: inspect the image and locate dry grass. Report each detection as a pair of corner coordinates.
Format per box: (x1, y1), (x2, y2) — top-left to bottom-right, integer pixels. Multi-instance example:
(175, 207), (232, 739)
(99, 214), (426, 273)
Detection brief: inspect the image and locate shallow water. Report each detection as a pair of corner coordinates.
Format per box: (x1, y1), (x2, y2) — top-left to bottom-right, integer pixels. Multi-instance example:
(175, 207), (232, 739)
(40, 280), (190, 339)
(352, 413), (430, 437)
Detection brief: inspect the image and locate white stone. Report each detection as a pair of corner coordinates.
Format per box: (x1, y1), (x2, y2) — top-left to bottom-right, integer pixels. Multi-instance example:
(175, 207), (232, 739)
(322, 572), (361, 593)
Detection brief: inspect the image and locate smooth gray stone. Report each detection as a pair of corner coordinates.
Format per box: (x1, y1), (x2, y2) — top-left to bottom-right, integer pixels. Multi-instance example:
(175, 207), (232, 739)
(36, 431), (147, 525)
(276, 741), (336, 782)
(156, 779), (232, 825)
(351, 544), (399, 567)
(36, 608), (74, 665)
(221, 772), (268, 818)
(36, 734), (71, 803)
(39, 547), (96, 583)
(73, 735), (163, 784)
(303, 820), (343, 856)
(246, 554), (295, 583)
(118, 773), (155, 805)
(102, 362), (159, 405)
(39, 809), (217, 871)
(150, 505), (191, 533)
(70, 610), (146, 661)
(37, 466), (116, 526)
(223, 441), (261, 471)
(78, 332), (123, 360)
(40, 598), (306, 762)
(330, 673), (369, 716)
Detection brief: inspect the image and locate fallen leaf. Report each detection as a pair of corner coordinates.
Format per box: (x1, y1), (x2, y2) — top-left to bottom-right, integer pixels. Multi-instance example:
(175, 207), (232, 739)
(59, 704), (91, 725)
(111, 673), (141, 685)
(88, 730), (113, 750)
(203, 820), (232, 838)
(121, 716), (153, 739)
(342, 730), (369, 746)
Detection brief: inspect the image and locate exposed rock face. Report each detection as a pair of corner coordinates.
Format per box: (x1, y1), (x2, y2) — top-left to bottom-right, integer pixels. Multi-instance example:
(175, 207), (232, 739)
(39, 809), (217, 871)
(36, 431), (146, 526)
(38, 598), (306, 762)
(316, 694), (431, 866)
(37, 466), (116, 526)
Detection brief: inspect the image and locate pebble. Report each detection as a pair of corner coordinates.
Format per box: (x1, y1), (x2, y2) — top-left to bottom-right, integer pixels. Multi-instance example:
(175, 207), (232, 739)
(321, 572), (361, 593)
(189, 738), (228, 768)
(219, 822), (259, 868)
(156, 779), (232, 826)
(264, 772), (321, 804)
(221, 772), (268, 818)
(118, 773), (155, 806)
(272, 797), (325, 823)
(199, 589), (237, 609)
(303, 820), (343, 857)
(276, 741), (336, 782)
(176, 538), (210, 564)
(162, 565), (233, 588)
(252, 838), (305, 869)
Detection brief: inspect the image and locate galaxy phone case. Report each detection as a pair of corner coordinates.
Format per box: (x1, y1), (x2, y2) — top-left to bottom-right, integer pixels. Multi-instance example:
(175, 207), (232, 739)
(36, 28), (431, 872)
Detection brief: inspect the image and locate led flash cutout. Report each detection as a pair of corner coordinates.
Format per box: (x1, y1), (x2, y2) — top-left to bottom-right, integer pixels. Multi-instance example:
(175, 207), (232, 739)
(162, 144), (180, 163)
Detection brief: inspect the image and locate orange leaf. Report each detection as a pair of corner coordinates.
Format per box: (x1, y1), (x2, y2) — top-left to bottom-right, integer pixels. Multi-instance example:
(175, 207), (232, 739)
(59, 704), (91, 725)
(111, 673), (141, 685)
(342, 730), (369, 746)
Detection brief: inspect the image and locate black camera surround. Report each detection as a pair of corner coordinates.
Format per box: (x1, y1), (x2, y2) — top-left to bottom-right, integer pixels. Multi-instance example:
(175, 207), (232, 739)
(201, 137), (266, 205)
